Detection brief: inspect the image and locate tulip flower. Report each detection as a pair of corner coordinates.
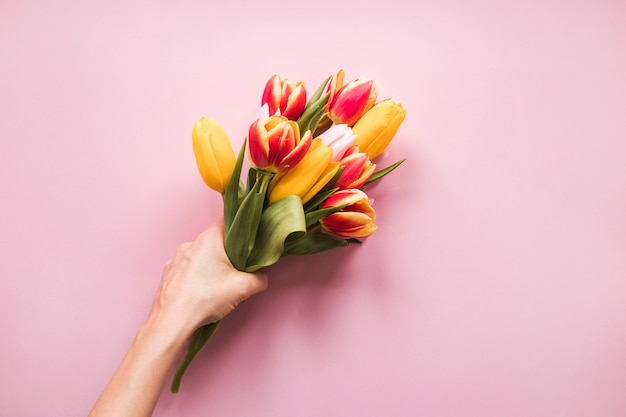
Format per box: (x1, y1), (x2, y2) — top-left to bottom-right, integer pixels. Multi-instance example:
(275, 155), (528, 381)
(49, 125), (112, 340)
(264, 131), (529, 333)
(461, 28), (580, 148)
(334, 146), (376, 190)
(316, 124), (357, 162)
(269, 138), (340, 204)
(319, 189), (377, 238)
(248, 115), (312, 173)
(352, 99), (406, 160)
(328, 76), (377, 126)
(262, 75), (307, 120)
(326, 69), (345, 104)
(191, 117), (236, 193)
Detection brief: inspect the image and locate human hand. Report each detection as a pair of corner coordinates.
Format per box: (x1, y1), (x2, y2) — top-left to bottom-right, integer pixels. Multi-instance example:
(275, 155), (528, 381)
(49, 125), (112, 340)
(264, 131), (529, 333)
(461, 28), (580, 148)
(88, 219), (267, 417)
(149, 218), (268, 336)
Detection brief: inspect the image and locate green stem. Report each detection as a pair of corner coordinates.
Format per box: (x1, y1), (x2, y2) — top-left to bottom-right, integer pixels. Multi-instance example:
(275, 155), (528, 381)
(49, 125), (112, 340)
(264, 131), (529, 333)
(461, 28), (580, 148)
(170, 321), (220, 393)
(170, 169), (274, 393)
(224, 170), (273, 271)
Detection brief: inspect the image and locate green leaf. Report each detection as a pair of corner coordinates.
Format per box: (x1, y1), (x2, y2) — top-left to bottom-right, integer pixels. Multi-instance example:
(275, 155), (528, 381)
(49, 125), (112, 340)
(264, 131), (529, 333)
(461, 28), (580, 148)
(304, 205), (347, 228)
(346, 238), (363, 245)
(308, 109), (328, 135)
(309, 75), (331, 104)
(320, 166), (344, 193)
(224, 171), (273, 271)
(246, 167), (256, 193)
(283, 231), (349, 256)
(302, 188), (334, 213)
(245, 195), (307, 272)
(364, 159), (405, 187)
(170, 320), (220, 393)
(297, 92), (330, 134)
(223, 140), (247, 231)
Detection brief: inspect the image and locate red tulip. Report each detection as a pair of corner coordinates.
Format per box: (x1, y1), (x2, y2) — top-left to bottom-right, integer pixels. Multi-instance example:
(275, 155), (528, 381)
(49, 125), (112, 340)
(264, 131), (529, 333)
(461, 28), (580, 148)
(261, 75), (307, 120)
(248, 115), (312, 173)
(328, 76), (377, 126)
(334, 146), (376, 189)
(320, 189), (377, 238)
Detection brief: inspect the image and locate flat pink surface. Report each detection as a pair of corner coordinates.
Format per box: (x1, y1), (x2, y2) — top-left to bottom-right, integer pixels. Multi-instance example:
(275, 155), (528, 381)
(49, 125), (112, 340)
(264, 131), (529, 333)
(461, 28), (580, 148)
(2, 1), (625, 416)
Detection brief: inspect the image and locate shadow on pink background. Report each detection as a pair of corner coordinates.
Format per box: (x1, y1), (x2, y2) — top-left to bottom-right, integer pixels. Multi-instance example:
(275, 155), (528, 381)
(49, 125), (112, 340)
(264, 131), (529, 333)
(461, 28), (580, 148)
(1, 0), (625, 416)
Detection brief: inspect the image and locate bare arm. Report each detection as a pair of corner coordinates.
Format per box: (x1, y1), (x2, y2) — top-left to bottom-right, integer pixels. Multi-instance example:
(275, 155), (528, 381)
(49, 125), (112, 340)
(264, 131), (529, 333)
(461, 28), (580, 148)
(88, 219), (268, 417)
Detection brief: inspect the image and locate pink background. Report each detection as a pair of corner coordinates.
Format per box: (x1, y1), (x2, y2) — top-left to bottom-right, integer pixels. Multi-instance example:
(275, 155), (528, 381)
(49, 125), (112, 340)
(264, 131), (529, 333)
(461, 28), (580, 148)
(1, 0), (625, 416)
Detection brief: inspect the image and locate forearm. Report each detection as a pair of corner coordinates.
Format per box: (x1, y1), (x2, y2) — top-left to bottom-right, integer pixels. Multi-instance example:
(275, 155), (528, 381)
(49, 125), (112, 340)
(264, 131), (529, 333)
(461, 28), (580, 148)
(88, 312), (193, 417)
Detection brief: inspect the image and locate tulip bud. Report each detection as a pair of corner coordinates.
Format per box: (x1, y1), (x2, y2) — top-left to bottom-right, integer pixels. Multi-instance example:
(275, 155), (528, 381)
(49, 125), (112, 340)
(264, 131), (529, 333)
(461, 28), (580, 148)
(191, 117), (236, 193)
(262, 75), (307, 120)
(317, 124), (357, 162)
(328, 76), (377, 126)
(334, 146), (376, 190)
(320, 189), (377, 239)
(326, 69), (345, 105)
(352, 99), (406, 160)
(269, 138), (340, 204)
(248, 115), (312, 173)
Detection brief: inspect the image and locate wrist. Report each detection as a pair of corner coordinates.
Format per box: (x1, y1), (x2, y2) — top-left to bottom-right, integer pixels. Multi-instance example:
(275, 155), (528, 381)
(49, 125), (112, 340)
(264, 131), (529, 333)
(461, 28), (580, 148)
(135, 309), (196, 361)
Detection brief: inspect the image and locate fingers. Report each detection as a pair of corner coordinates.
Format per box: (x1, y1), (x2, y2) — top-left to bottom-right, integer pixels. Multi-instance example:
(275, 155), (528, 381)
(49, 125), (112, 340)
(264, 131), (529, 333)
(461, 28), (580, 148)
(178, 241), (193, 253)
(251, 269), (269, 294)
(203, 217), (269, 298)
(157, 217), (269, 325)
(196, 217), (225, 243)
(166, 241), (192, 265)
(235, 269), (269, 305)
(211, 216), (225, 235)
(167, 217), (225, 269)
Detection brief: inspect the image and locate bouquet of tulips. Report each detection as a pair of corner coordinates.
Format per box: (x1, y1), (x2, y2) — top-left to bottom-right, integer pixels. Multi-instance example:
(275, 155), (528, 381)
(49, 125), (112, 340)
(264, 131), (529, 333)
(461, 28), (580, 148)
(171, 69), (406, 392)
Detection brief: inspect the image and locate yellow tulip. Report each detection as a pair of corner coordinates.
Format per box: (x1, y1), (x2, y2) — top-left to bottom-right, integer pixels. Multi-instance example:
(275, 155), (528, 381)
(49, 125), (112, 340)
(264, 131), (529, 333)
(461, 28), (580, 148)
(352, 99), (406, 160)
(269, 138), (340, 204)
(192, 117), (236, 193)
